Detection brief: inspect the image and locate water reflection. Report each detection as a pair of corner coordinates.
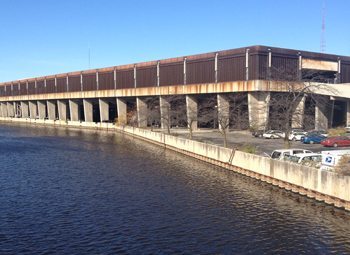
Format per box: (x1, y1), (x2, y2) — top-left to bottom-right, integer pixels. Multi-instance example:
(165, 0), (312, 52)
(0, 122), (350, 254)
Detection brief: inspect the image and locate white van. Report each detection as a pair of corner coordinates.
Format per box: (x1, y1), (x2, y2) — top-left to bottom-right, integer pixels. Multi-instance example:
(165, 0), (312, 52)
(270, 149), (313, 160)
(320, 150), (350, 171)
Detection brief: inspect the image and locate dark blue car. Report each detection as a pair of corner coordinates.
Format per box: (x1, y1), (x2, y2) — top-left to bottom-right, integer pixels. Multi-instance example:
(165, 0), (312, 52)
(301, 134), (326, 144)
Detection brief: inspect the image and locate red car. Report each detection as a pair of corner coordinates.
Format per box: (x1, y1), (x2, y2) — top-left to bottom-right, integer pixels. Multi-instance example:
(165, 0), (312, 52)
(320, 136), (350, 147)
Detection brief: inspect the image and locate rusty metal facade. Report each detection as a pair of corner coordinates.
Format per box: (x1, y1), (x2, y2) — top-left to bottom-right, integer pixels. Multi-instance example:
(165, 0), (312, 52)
(0, 45), (349, 97)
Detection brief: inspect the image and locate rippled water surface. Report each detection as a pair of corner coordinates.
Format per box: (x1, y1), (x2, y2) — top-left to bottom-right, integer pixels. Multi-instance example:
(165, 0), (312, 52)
(1, 123), (350, 254)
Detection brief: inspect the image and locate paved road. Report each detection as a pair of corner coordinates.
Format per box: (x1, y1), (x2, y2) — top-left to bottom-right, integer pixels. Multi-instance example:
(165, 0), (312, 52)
(155, 128), (349, 156)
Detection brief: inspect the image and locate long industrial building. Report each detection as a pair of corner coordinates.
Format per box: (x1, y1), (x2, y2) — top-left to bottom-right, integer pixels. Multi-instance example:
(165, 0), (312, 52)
(0, 45), (350, 130)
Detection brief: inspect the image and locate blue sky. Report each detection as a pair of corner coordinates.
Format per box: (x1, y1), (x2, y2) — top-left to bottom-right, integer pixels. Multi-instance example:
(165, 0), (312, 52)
(0, 0), (349, 82)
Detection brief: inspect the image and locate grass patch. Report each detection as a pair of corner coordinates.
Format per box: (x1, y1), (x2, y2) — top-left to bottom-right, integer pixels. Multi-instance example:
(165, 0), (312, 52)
(328, 127), (347, 137)
(239, 144), (257, 154)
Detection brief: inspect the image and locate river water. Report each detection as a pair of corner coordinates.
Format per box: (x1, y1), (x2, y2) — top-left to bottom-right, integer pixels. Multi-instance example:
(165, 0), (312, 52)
(1, 123), (350, 254)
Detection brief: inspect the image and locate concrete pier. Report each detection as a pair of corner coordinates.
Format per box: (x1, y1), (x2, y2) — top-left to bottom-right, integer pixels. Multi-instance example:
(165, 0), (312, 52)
(69, 100), (80, 122)
(37, 101), (47, 119)
(58, 100), (68, 121)
(1, 102), (8, 117)
(21, 101), (29, 118)
(47, 100), (56, 120)
(7, 102), (15, 117)
(292, 96), (305, 128)
(29, 101), (37, 119)
(217, 94), (230, 130)
(186, 95), (198, 130)
(136, 97), (148, 127)
(83, 99), (93, 122)
(315, 98), (330, 130)
(160, 96), (171, 130)
(99, 98), (109, 122)
(248, 92), (270, 129)
(117, 98), (127, 125)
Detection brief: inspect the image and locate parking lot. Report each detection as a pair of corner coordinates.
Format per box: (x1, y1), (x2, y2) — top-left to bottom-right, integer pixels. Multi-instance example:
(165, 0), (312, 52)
(160, 128), (350, 156)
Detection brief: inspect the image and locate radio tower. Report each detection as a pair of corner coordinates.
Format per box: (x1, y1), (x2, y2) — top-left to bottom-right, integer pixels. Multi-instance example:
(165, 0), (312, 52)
(320, 1), (326, 53)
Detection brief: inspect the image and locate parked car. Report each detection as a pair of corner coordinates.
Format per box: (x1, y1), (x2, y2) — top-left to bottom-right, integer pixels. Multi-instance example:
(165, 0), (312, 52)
(321, 136), (350, 147)
(284, 153), (322, 167)
(291, 129), (307, 135)
(270, 149), (313, 160)
(307, 129), (328, 137)
(346, 126), (350, 133)
(263, 130), (285, 139)
(251, 129), (265, 138)
(301, 134), (327, 144)
(288, 132), (306, 141)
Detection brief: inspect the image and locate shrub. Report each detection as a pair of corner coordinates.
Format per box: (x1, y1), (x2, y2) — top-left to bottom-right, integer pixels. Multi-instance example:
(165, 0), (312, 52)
(328, 127), (347, 137)
(240, 144), (257, 154)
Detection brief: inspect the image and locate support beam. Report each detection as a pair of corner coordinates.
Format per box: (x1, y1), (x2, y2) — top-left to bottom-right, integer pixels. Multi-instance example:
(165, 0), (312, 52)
(1, 102), (8, 117)
(29, 101), (37, 119)
(58, 100), (67, 121)
(7, 102), (15, 117)
(99, 98), (109, 123)
(315, 98), (330, 130)
(160, 96), (171, 130)
(186, 95), (198, 131)
(247, 92), (270, 130)
(83, 99), (93, 122)
(136, 97), (148, 127)
(291, 96), (306, 129)
(116, 98), (127, 125)
(47, 100), (56, 120)
(347, 100), (350, 127)
(217, 94), (230, 130)
(21, 101), (29, 118)
(14, 102), (21, 117)
(69, 100), (80, 122)
(37, 101), (47, 119)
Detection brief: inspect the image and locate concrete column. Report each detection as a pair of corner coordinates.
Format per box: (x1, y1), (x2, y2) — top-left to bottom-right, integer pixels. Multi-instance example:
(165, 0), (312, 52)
(291, 96), (306, 128)
(315, 99), (330, 130)
(99, 98), (109, 122)
(69, 100), (80, 122)
(247, 92), (270, 130)
(58, 100), (67, 121)
(217, 94), (230, 130)
(160, 96), (171, 129)
(347, 100), (350, 127)
(186, 95), (198, 130)
(47, 100), (56, 120)
(21, 101), (29, 118)
(37, 101), (47, 119)
(137, 97), (148, 127)
(1, 102), (8, 117)
(29, 101), (37, 119)
(14, 102), (20, 117)
(7, 102), (14, 117)
(116, 98), (127, 125)
(83, 99), (93, 122)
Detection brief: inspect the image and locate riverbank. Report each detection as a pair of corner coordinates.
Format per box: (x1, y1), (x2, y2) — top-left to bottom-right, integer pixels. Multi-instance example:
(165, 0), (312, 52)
(1, 117), (350, 211)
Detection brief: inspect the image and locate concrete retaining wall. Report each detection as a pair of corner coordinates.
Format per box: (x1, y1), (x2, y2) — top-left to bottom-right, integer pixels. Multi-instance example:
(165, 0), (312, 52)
(1, 116), (350, 210)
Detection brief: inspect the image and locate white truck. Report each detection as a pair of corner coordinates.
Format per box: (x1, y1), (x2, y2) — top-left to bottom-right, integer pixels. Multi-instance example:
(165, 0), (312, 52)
(320, 149), (350, 171)
(270, 149), (313, 160)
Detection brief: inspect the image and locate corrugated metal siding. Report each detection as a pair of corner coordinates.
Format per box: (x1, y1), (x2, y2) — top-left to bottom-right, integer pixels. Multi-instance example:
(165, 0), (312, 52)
(82, 73), (96, 91)
(99, 71), (114, 90)
(116, 69), (134, 89)
(68, 75), (81, 92)
(20, 82), (27, 95)
(258, 54), (268, 79)
(28, 82), (36, 95)
(218, 55), (245, 82)
(5, 85), (12, 96)
(12, 83), (19, 96)
(248, 54), (259, 80)
(0, 86), (4, 96)
(341, 63), (350, 83)
(56, 77), (67, 93)
(271, 55), (298, 80)
(136, 66), (157, 88)
(46, 79), (56, 93)
(187, 58), (215, 84)
(159, 62), (184, 86)
(36, 80), (46, 94)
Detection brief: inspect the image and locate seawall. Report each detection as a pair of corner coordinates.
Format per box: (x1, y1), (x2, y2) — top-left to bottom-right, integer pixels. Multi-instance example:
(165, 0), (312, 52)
(1, 117), (350, 211)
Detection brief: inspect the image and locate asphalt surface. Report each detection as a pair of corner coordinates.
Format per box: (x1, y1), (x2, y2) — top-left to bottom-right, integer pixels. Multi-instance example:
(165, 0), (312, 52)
(156, 128), (350, 156)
